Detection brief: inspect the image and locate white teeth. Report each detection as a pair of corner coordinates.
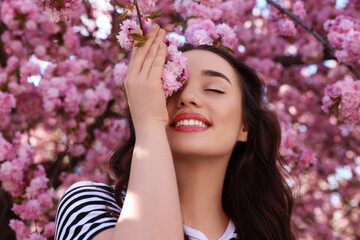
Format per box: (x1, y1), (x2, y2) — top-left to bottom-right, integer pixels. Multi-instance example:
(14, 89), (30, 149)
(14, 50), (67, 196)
(175, 119), (208, 128)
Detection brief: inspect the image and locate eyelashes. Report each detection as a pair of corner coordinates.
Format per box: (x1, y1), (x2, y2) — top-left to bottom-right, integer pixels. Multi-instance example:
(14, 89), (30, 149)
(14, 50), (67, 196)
(205, 89), (225, 94)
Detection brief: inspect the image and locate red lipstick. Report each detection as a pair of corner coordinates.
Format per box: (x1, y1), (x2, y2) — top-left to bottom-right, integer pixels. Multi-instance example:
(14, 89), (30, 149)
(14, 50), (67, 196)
(170, 112), (211, 132)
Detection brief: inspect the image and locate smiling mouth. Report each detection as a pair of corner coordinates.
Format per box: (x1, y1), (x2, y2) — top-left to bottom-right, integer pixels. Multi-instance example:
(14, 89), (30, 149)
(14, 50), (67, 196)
(170, 112), (212, 132)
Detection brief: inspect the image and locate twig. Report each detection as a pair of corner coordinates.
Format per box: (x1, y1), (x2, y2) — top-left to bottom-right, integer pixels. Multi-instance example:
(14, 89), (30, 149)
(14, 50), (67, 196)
(133, 0), (144, 34)
(266, 0), (360, 80)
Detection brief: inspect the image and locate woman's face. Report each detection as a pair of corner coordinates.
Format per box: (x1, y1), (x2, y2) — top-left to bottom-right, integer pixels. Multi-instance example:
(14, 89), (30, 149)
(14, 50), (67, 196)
(166, 49), (248, 159)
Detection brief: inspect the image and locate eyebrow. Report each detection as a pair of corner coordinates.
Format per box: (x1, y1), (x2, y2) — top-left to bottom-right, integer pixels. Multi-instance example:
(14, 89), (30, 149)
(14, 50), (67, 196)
(201, 70), (232, 85)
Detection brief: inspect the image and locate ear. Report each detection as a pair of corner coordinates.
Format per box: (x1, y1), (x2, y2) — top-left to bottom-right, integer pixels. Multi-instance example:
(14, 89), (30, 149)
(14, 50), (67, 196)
(237, 121), (248, 142)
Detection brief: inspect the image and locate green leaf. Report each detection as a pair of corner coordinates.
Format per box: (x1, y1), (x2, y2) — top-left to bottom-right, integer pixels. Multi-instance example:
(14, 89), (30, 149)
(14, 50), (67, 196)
(135, 39), (146, 47)
(115, 9), (128, 22)
(329, 96), (341, 118)
(114, 0), (126, 8)
(143, 8), (162, 19)
(220, 44), (234, 54)
(130, 33), (145, 41)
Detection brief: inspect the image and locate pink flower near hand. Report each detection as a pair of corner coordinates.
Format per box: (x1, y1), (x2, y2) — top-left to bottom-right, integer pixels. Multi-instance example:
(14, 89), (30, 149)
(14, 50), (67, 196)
(161, 42), (188, 98)
(117, 19), (139, 50)
(113, 62), (128, 86)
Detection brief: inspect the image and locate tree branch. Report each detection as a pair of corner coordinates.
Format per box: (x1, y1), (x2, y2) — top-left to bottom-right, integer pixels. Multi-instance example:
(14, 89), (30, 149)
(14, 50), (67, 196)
(133, 0), (144, 33)
(0, 21), (8, 67)
(266, 0), (360, 80)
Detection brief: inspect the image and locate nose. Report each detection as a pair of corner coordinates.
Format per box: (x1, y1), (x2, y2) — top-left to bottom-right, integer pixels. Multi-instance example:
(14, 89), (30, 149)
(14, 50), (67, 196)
(176, 84), (200, 108)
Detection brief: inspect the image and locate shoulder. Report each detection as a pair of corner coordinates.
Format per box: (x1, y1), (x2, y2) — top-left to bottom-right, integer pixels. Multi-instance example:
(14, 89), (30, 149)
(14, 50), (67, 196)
(54, 181), (122, 240)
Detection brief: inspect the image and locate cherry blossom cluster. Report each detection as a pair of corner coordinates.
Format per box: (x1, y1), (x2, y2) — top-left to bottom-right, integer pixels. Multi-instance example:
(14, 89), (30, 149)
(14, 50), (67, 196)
(32, 0), (83, 22)
(324, 16), (360, 64)
(322, 78), (360, 125)
(116, 4), (188, 98)
(183, 19), (238, 51)
(0, 133), (57, 240)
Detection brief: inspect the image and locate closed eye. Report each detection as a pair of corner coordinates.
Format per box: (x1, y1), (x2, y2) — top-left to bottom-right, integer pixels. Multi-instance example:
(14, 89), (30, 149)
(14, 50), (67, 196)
(205, 89), (225, 94)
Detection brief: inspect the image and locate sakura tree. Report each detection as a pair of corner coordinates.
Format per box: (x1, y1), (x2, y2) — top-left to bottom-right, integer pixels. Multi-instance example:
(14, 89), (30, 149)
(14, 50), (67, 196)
(0, 0), (359, 239)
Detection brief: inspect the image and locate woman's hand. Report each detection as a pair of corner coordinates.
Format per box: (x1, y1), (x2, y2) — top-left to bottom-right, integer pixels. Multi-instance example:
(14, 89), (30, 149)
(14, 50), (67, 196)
(124, 24), (168, 133)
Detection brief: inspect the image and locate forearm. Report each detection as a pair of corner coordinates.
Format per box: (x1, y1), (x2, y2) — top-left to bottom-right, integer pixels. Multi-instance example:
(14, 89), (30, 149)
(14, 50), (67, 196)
(112, 124), (183, 240)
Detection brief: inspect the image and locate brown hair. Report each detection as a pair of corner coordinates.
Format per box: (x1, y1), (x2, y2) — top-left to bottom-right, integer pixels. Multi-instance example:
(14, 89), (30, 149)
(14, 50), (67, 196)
(109, 44), (296, 239)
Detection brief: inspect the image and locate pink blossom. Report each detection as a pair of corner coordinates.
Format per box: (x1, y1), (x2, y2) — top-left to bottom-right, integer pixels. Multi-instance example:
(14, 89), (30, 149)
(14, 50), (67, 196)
(0, 133), (15, 162)
(185, 19), (216, 46)
(327, 31), (345, 49)
(293, 1), (306, 20)
(43, 222), (56, 238)
(17, 145), (35, 167)
(59, 172), (81, 188)
(133, 0), (158, 13)
(322, 79), (360, 125)
(69, 143), (86, 157)
(16, 91), (43, 119)
(5, 56), (19, 73)
(299, 149), (316, 169)
(34, 0), (83, 22)
(63, 85), (80, 115)
(9, 219), (31, 240)
(324, 16), (360, 63)
(26, 176), (49, 199)
(278, 18), (297, 37)
(25, 233), (47, 240)
(216, 23), (238, 50)
(116, 19), (139, 50)
(12, 200), (42, 221)
(113, 62), (128, 86)
(161, 42), (188, 98)
(63, 28), (80, 51)
(38, 191), (57, 210)
(174, 0), (222, 20)
(245, 57), (282, 85)
(20, 62), (40, 81)
(95, 82), (112, 103)
(0, 91), (16, 115)
(343, 30), (360, 58)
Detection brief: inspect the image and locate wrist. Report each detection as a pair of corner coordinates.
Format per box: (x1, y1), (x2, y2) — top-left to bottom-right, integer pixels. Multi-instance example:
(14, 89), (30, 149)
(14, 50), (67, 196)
(134, 122), (168, 142)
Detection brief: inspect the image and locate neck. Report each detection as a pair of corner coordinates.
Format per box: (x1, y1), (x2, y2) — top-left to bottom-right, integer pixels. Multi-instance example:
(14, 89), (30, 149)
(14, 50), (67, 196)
(173, 154), (231, 239)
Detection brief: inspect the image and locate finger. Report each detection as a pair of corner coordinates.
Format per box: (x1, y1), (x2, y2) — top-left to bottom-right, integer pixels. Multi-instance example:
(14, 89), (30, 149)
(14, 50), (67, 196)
(132, 24), (160, 74)
(148, 42), (167, 81)
(141, 29), (166, 78)
(129, 29), (142, 62)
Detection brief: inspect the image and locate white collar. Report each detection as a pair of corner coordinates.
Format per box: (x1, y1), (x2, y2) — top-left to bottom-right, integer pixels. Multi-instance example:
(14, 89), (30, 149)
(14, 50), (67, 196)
(183, 219), (237, 240)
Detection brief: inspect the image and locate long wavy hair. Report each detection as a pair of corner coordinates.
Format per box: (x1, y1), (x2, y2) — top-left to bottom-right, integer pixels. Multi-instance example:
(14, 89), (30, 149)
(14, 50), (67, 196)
(109, 44), (296, 240)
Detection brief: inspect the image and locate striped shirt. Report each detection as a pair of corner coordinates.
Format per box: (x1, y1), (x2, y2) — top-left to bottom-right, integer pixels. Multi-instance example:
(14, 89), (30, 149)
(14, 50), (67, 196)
(55, 181), (238, 240)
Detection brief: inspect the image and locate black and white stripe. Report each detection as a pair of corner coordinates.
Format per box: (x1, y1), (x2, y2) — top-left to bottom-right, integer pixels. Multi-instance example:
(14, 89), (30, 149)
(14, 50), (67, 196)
(55, 181), (238, 240)
(54, 181), (123, 240)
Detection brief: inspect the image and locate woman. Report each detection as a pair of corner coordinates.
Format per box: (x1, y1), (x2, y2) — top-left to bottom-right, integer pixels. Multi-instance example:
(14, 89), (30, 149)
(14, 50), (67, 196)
(55, 24), (295, 240)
